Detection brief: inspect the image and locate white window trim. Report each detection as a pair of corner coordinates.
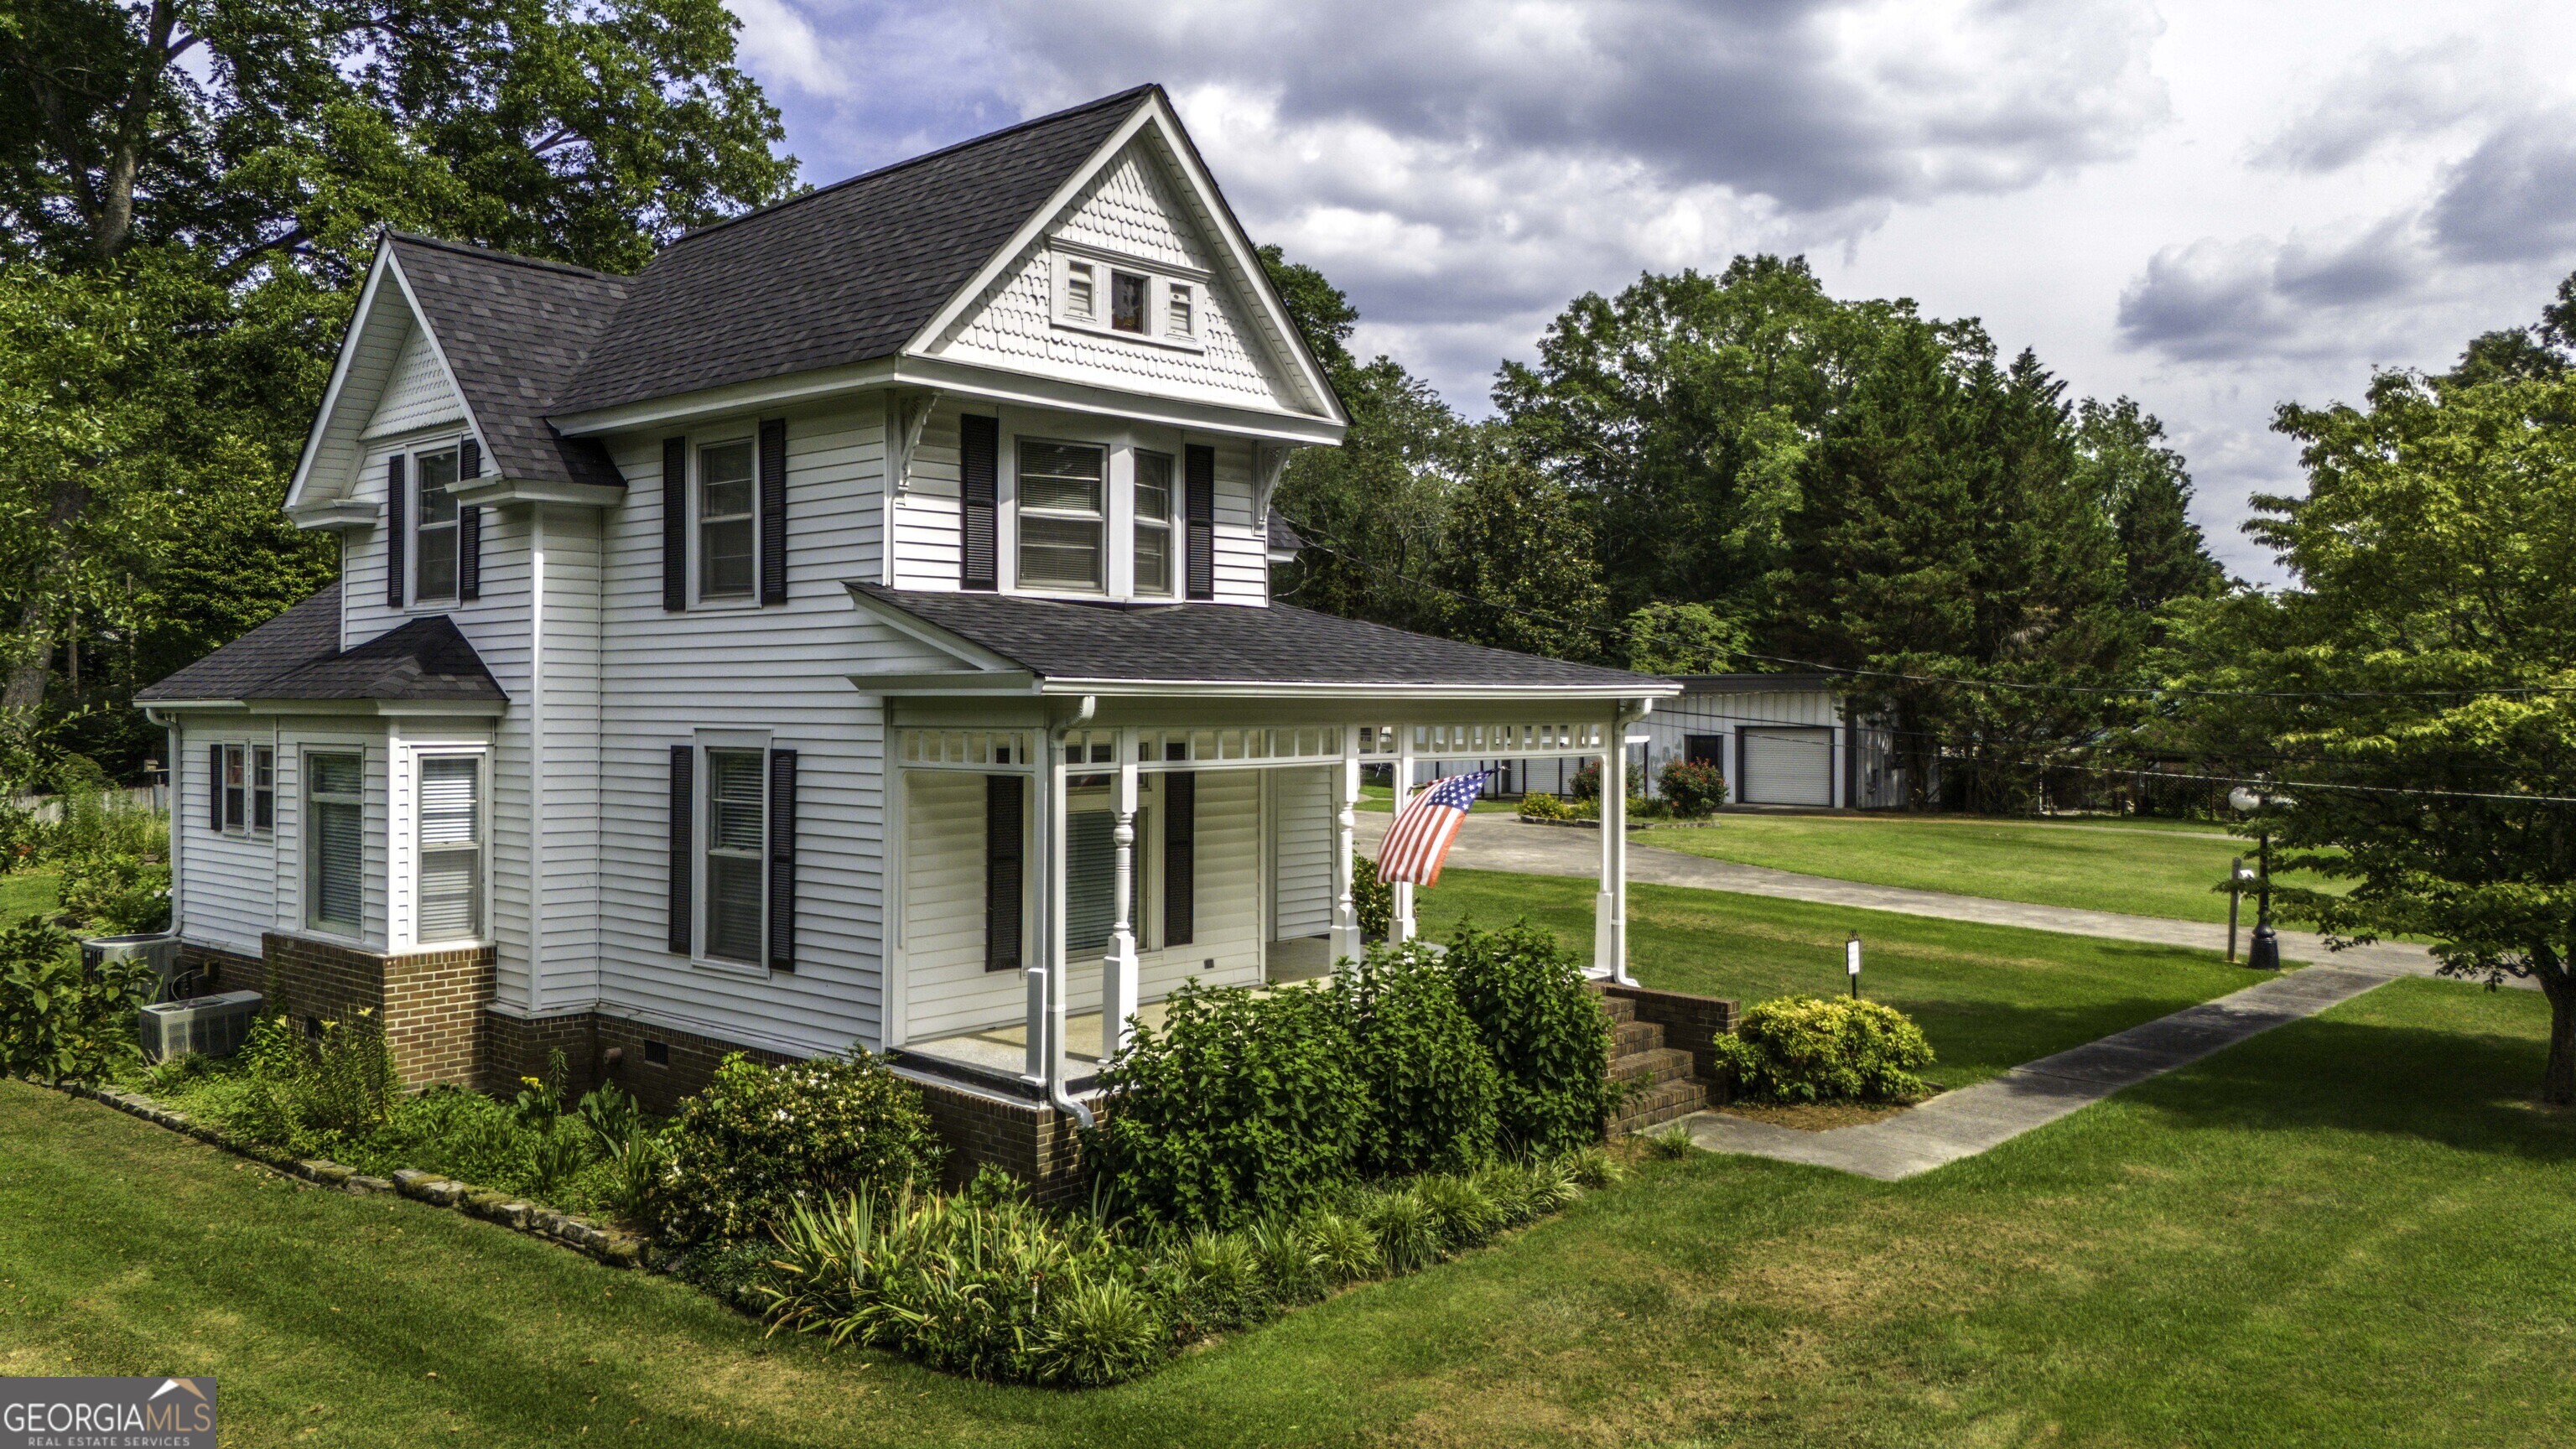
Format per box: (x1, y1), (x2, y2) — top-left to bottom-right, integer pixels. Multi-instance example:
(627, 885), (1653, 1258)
(411, 749), (488, 948)
(691, 731), (772, 978)
(693, 433), (761, 608)
(303, 745), (368, 941)
(411, 442), (463, 608)
(1047, 247), (1208, 354)
(1013, 435), (1111, 597)
(998, 411), (1199, 603)
(252, 745), (275, 834)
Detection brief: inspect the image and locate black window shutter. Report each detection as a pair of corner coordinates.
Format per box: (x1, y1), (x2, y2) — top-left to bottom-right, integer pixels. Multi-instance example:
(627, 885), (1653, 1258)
(766, 747), (797, 972)
(1164, 771), (1195, 947)
(457, 438), (482, 602)
(667, 745), (693, 954)
(984, 774), (1023, 971)
(960, 413), (999, 591)
(385, 454), (408, 608)
(662, 436), (688, 612)
(758, 418), (788, 605)
(1185, 444), (1215, 600)
(207, 743), (224, 832)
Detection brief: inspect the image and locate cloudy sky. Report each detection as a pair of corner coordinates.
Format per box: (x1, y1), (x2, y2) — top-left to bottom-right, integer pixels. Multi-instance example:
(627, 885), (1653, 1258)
(721, 0), (2576, 580)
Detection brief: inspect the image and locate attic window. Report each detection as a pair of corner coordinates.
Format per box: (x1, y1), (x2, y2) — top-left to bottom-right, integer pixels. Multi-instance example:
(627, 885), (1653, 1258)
(1166, 284), (1194, 339)
(414, 447), (460, 603)
(1110, 272), (1147, 333)
(1063, 260), (1096, 321)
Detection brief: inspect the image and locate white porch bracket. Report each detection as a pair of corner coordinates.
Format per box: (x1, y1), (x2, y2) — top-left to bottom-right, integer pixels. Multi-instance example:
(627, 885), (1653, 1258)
(1102, 727), (1141, 1060)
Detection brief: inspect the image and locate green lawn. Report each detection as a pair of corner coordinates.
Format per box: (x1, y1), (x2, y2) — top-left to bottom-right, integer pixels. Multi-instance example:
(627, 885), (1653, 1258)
(7, 977), (2573, 1446)
(0, 870), (58, 920)
(1632, 811), (2334, 924)
(1418, 867), (2261, 1087)
(1356, 782), (1518, 813)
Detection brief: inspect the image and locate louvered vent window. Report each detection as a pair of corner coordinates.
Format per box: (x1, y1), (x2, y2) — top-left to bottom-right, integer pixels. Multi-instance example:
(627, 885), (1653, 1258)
(1066, 808), (1148, 957)
(704, 748), (766, 963)
(1064, 260), (1096, 320)
(1166, 283), (1193, 338)
(1134, 449), (1174, 595)
(699, 440), (756, 599)
(416, 755), (482, 943)
(415, 448), (460, 602)
(307, 752), (363, 933)
(1017, 440), (1105, 590)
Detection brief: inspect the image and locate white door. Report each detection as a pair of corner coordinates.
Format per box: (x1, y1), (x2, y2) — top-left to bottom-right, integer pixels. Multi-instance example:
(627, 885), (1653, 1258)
(1742, 728), (1834, 806)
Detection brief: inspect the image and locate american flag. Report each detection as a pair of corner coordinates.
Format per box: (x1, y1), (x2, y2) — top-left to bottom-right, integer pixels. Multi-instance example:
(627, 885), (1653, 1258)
(1378, 771), (1493, 886)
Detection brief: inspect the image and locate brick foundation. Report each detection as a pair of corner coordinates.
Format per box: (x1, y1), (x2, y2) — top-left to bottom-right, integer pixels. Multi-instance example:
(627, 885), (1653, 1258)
(1599, 982), (1737, 1085)
(904, 1072), (1090, 1205)
(182, 933), (499, 1089)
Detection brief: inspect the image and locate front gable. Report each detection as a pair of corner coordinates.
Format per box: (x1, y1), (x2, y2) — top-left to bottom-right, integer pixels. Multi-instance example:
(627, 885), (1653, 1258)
(285, 244), (492, 524)
(365, 320), (468, 439)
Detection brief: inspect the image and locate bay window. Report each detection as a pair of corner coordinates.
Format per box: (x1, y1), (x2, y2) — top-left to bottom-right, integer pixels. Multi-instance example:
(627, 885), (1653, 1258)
(1016, 440), (1106, 590)
(415, 754), (483, 943)
(307, 752), (363, 934)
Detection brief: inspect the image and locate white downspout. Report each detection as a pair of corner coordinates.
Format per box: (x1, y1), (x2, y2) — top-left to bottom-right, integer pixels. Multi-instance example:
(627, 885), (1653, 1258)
(146, 708), (181, 936)
(1039, 696), (1095, 1128)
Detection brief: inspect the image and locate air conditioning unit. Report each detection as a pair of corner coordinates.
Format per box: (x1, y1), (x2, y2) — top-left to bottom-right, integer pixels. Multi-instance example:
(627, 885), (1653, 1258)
(82, 932), (183, 1000)
(141, 990), (264, 1062)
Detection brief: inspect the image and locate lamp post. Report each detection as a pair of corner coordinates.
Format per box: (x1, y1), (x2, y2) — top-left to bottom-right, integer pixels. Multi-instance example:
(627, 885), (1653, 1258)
(2228, 786), (2283, 971)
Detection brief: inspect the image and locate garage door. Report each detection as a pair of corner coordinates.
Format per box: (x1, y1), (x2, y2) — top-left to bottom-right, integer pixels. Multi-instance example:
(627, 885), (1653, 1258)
(1742, 728), (1833, 806)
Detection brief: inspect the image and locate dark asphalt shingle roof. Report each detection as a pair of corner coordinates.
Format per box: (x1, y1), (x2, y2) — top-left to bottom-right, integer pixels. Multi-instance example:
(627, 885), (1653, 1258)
(137, 584), (507, 705)
(388, 236), (631, 491)
(849, 584), (1659, 690)
(553, 88), (1150, 415)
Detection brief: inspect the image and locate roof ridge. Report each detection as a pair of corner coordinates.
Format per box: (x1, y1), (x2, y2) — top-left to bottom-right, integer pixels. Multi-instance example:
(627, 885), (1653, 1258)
(384, 231), (626, 283)
(659, 85), (1161, 252)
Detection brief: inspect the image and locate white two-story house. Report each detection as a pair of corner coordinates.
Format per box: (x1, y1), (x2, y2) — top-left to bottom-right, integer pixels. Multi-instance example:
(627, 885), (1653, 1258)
(137, 86), (1675, 1188)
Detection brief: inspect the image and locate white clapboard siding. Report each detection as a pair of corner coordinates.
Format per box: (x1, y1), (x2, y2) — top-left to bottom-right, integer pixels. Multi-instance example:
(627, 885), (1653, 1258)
(1270, 765), (1333, 940)
(935, 140), (1296, 413)
(532, 505), (605, 1014)
(899, 770), (1005, 1042)
(589, 403), (910, 1058)
(176, 717), (392, 954)
(1138, 767), (1260, 997)
(891, 408), (962, 591)
(362, 325), (465, 438)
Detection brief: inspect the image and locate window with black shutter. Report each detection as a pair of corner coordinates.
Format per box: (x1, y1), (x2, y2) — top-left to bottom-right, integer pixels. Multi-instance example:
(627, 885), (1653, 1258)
(384, 455), (408, 607)
(667, 745), (693, 952)
(205, 743), (224, 831)
(766, 748), (797, 971)
(984, 774), (1023, 971)
(1184, 444), (1215, 599)
(960, 413), (999, 590)
(458, 436), (482, 603)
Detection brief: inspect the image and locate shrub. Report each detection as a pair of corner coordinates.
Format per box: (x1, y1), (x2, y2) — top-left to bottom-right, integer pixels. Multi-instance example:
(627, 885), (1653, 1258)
(1443, 918), (1615, 1156)
(1037, 1274), (1167, 1387)
(1358, 1185), (1442, 1273)
(1711, 995), (1935, 1104)
(1083, 979), (1368, 1228)
(0, 915), (151, 1083)
(1412, 1171), (1500, 1250)
(298, 1010), (400, 1137)
(1295, 1208), (1381, 1284)
(1516, 791), (1572, 822)
(1330, 940), (1500, 1176)
(1350, 852), (1394, 943)
(657, 1049), (945, 1244)
(1657, 758), (1728, 818)
(1568, 760), (1601, 801)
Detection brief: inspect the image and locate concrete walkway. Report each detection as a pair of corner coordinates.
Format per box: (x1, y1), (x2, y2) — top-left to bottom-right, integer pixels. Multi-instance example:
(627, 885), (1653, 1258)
(1357, 812), (2448, 979)
(1670, 959), (2407, 1179)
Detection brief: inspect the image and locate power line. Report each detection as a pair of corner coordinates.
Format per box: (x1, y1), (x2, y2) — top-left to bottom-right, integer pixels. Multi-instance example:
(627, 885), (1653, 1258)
(1279, 512), (2576, 703)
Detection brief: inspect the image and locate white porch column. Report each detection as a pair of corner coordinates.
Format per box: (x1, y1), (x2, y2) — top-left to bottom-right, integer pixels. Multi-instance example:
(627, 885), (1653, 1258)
(1024, 734), (1069, 1084)
(1593, 712), (1637, 986)
(1390, 724), (1416, 943)
(1330, 729), (1363, 965)
(1102, 727), (1140, 1059)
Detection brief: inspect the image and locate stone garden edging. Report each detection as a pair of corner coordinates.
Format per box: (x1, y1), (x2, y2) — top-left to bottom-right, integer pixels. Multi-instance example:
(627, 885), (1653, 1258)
(61, 1080), (652, 1270)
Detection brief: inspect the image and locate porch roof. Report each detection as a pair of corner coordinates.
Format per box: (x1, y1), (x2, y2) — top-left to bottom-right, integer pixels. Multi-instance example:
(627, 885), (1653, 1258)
(137, 583), (508, 709)
(847, 584), (1675, 697)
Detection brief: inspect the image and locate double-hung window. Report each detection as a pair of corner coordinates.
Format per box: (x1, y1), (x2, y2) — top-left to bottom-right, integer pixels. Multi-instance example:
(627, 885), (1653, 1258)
(415, 448), (460, 602)
(252, 746), (275, 831)
(1016, 440), (1106, 590)
(307, 752), (363, 934)
(1134, 449), (1175, 595)
(699, 439), (756, 600)
(415, 755), (483, 943)
(704, 749), (766, 963)
(221, 745), (247, 831)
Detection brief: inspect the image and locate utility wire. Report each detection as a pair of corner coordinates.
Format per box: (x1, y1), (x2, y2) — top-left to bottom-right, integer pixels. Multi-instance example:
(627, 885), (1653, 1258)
(1278, 512), (2576, 702)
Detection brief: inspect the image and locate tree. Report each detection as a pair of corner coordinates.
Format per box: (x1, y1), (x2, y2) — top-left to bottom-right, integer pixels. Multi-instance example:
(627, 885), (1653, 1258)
(1622, 602), (1746, 676)
(2072, 397), (2226, 621)
(2160, 352), (2576, 1101)
(1424, 434), (1608, 662)
(0, 0), (794, 765)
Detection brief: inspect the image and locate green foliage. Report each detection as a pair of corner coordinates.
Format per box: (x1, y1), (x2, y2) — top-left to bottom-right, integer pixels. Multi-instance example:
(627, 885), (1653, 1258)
(0, 914), (147, 1083)
(657, 1049), (943, 1245)
(1624, 601), (1748, 675)
(1712, 995), (1936, 1104)
(1294, 1208), (1381, 1285)
(1083, 980), (1368, 1229)
(1350, 851), (1394, 942)
(1657, 757), (1728, 818)
(1516, 790), (1574, 821)
(1443, 919), (1616, 1155)
(1331, 940), (1501, 1176)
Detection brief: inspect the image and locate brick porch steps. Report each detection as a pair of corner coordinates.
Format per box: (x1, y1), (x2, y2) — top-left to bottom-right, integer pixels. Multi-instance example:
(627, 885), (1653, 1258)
(1593, 983), (1737, 1134)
